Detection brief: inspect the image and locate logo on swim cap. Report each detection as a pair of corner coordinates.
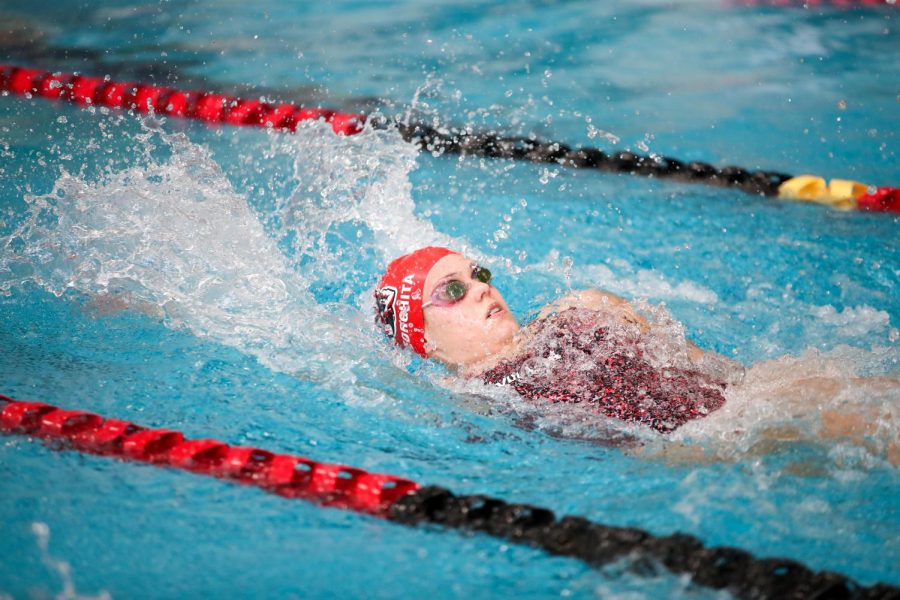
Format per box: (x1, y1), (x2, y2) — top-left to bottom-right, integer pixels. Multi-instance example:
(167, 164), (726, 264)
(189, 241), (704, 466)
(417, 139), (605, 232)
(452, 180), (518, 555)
(374, 246), (455, 356)
(375, 286), (397, 339)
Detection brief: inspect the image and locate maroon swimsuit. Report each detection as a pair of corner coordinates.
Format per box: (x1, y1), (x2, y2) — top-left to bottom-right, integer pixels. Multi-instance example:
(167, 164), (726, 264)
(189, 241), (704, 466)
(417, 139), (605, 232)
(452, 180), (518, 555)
(479, 308), (726, 433)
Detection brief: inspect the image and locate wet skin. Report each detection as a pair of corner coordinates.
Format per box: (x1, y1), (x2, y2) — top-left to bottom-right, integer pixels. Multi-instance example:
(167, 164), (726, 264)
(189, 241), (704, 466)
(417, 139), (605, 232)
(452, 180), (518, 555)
(421, 253), (520, 370)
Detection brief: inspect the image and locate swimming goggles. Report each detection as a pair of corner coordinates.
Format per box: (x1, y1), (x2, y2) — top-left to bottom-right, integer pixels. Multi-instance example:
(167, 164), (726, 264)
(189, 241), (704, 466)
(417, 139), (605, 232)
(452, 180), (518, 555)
(422, 265), (492, 309)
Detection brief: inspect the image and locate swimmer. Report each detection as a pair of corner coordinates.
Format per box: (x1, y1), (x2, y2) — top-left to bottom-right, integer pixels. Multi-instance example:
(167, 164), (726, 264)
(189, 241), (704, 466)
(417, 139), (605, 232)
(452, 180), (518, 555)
(374, 247), (899, 462)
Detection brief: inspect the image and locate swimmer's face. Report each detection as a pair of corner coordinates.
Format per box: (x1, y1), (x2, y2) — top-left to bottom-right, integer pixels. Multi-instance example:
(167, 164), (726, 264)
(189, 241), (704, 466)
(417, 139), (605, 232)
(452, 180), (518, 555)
(422, 253), (519, 368)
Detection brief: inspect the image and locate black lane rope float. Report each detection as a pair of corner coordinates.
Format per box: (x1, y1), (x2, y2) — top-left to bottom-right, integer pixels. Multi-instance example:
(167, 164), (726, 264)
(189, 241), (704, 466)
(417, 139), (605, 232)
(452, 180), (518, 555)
(2, 64), (898, 213)
(2, 395), (898, 599)
(386, 117), (793, 195)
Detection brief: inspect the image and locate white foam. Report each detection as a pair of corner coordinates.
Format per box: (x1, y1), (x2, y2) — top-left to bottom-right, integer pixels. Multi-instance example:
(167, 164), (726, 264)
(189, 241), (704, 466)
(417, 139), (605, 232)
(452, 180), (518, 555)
(811, 304), (890, 338)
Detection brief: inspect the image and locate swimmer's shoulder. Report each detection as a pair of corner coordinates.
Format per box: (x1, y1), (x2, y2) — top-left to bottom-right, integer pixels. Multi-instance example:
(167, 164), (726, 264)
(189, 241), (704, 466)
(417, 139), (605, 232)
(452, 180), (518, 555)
(537, 289), (631, 319)
(537, 289), (650, 332)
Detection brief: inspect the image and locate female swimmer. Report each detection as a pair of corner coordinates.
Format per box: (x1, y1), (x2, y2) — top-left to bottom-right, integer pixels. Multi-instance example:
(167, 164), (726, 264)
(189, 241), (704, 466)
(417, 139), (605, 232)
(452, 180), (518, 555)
(374, 247), (898, 458)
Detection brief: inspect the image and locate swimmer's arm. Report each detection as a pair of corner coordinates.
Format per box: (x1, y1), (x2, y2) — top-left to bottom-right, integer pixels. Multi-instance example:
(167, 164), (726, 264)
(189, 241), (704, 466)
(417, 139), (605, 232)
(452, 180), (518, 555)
(539, 289), (705, 361)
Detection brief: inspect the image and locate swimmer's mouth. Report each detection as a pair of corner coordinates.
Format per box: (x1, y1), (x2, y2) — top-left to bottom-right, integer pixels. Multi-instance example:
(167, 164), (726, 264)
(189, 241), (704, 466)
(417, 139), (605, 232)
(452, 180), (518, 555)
(486, 304), (503, 319)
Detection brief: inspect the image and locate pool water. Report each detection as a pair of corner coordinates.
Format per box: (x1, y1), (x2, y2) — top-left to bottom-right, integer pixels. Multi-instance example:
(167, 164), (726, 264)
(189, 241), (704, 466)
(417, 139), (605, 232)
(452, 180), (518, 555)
(1, 1), (898, 598)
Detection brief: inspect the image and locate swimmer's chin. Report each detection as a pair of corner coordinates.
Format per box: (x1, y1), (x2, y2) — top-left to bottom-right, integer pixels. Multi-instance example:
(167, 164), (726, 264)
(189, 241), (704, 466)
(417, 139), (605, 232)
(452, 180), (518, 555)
(428, 349), (500, 376)
(454, 332), (525, 378)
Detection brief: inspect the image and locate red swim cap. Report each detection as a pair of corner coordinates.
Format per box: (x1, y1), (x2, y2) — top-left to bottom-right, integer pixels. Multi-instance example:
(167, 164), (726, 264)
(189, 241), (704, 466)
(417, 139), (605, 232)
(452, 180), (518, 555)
(375, 246), (456, 356)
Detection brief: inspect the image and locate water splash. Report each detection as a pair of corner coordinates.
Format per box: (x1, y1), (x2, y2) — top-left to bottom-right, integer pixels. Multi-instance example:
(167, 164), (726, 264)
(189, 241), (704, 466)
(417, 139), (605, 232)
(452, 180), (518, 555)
(0, 117), (456, 400)
(30, 522), (112, 600)
(257, 113), (460, 273)
(678, 345), (900, 461)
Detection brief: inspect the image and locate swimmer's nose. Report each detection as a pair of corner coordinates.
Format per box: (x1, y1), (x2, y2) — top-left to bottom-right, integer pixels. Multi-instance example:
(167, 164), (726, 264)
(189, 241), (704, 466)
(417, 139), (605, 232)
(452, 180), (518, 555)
(471, 279), (491, 302)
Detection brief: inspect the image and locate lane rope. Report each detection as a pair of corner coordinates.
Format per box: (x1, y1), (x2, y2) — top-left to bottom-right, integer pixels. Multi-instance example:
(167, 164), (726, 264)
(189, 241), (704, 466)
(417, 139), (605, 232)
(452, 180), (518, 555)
(2, 394), (898, 599)
(0, 64), (365, 135)
(1, 64), (897, 213)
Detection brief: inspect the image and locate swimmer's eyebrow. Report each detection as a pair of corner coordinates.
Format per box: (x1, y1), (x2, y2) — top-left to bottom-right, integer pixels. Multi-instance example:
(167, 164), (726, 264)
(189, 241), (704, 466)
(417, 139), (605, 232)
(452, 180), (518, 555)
(435, 271), (462, 284)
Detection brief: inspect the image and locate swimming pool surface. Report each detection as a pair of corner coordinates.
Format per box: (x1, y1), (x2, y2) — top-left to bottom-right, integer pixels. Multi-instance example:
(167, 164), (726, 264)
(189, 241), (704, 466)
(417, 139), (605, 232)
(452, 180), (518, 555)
(1, 1), (898, 598)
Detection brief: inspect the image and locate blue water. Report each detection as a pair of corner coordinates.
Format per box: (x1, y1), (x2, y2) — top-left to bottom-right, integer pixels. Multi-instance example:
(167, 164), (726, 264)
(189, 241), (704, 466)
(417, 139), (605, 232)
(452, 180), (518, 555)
(1, 1), (898, 598)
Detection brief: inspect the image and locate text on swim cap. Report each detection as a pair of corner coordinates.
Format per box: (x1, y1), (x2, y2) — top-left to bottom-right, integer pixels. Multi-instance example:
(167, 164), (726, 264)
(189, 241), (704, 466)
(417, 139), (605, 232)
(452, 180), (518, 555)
(397, 274), (416, 346)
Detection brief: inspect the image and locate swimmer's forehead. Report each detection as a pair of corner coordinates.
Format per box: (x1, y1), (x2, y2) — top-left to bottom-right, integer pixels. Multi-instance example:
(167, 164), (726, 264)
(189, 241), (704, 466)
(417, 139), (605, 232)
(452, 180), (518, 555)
(423, 253), (472, 294)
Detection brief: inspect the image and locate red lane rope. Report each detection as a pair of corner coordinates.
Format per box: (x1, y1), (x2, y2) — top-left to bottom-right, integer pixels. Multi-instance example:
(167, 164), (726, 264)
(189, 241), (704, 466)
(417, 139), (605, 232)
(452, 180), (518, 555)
(6, 394), (900, 599)
(0, 395), (418, 516)
(0, 65), (365, 136)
